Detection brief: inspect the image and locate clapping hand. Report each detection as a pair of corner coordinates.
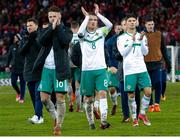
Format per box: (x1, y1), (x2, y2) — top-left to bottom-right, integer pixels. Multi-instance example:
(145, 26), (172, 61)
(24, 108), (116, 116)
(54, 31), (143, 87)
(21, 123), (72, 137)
(81, 7), (88, 16)
(94, 3), (99, 15)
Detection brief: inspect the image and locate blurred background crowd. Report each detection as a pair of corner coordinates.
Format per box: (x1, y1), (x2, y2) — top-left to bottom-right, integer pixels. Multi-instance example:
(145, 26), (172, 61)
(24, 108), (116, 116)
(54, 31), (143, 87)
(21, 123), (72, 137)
(0, 0), (179, 69)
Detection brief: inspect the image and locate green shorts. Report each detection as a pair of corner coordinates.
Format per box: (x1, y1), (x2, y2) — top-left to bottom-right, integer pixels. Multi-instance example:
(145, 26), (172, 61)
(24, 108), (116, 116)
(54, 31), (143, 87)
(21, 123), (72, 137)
(124, 71), (151, 92)
(80, 69), (108, 96)
(107, 71), (119, 88)
(71, 67), (81, 82)
(38, 67), (68, 93)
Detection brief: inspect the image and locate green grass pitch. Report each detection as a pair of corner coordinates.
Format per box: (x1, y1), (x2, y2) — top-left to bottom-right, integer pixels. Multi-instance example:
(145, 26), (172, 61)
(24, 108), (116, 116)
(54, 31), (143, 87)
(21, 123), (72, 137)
(0, 82), (180, 136)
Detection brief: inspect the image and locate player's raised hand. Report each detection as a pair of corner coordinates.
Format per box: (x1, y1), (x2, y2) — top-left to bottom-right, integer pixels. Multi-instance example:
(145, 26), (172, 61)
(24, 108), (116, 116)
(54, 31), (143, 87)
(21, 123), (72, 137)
(52, 18), (58, 30)
(94, 3), (99, 15)
(81, 7), (88, 16)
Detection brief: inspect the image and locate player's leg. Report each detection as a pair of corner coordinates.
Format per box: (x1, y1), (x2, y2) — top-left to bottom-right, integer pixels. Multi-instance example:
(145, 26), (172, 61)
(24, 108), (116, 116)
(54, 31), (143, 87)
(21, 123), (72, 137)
(119, 81), (130, 122)
(38, 68), (57, 124)
(124, 74), (138, 126)
(138, 72), (152, 126)
(11, 72), (20, 101)
(18, 73), (26, 103)
(93, 91), (100, 119)
(152, 69), (162, 112)
(96, 69), (110, 129)
(161, 68), (167, 101)
(80, 70), (96, 129)
(74, 68), (82, 112)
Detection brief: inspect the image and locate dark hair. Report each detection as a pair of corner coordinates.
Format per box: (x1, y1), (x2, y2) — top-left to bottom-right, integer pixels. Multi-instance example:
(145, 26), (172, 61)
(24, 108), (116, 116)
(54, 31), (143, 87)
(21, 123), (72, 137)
(27, 18), (38, 25)
(88, 12), (96, 16)
(125, 13), (137, 20)
(48, 5), (60, 13)
(114, 22), (121, 27)
(71, 21), (79, 28)
(144, 16), (154, 23)
(121, 17), (126, 23)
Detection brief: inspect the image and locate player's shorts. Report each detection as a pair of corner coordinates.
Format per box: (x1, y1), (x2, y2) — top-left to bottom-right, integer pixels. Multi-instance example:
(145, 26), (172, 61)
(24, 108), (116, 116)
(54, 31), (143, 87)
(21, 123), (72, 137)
(80, 69), (108, 96)
(71, 67), (81, 82)
(38, 67), (68, 93)
(107, 71), (119, 88)
(124, 71), (151, 92)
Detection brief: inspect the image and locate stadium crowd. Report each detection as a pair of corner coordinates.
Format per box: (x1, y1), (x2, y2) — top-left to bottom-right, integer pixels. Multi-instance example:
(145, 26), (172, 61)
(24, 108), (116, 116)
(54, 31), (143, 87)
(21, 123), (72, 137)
(0, 0), (179, 57)
(0, 0), (177, 135)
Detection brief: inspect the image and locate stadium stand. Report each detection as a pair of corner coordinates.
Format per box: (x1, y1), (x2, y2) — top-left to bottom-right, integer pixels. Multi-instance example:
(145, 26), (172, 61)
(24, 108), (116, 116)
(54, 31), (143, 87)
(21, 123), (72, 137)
(0, 0), (179, 70)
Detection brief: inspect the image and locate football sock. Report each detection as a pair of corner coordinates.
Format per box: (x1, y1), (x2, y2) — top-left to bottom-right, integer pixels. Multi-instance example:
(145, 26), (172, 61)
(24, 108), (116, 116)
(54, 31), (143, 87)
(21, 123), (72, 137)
(99, 98), (108, 123)
(110, 91), (117, 105)
(42, 98), (57, 120)
(56, 100), (66, 127)
(128, 97), (137, 120)
(75, 88), (81, 108)
(94, 99), (99, 111)
(140, 95), (151, 115)
(84, 99), (94, 125)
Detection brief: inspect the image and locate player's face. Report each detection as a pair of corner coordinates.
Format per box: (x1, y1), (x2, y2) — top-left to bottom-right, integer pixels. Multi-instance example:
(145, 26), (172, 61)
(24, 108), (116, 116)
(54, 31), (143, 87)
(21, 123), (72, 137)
(145, 21), (155, 32)
(87, 15), (98, 31)
(126, 17), (137, 30)
(121, 20), (126, 32)
(48, 11), (61, 24)
(114, 25), (122, 34)
(26, 21), (38, 33)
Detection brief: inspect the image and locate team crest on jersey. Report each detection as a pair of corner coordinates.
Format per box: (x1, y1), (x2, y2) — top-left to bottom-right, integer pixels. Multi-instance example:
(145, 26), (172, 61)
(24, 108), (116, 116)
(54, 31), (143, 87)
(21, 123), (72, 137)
(127, 85), (131, 90)
(95, 32), (99, 36)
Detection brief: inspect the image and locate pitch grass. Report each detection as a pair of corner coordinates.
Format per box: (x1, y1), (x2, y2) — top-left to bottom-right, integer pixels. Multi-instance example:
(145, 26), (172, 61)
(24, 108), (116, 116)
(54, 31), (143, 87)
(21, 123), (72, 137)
(0, 82), (180, 136)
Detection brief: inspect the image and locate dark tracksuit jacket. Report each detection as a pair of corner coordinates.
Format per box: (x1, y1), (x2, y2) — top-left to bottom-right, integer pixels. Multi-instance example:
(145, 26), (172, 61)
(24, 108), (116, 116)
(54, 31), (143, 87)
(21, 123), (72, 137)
(7, 43), (25, 73)
(33, 23), (73, 81)
(19, 31), (41, 82)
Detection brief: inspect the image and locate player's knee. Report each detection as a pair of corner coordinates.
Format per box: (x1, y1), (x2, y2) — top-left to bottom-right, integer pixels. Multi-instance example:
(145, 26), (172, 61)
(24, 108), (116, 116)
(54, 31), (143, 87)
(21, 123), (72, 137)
(56, 93), (65, 102)
(108, 87), (116, 94)
(143, 87), (152, 97)
(84, 96), (94, 104)
(41, 97), (48, 105)
(56, 98), (65, 104)
(99, 90), (107, 99)
(128, 92), (135, 98)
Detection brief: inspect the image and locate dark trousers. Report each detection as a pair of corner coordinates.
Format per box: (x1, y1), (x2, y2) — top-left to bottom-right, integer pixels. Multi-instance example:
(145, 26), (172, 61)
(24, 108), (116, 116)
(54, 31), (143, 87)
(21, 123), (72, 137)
(11, 72), (26, 100)
(148, 69), (162, 105)
(119, 82), (140, 118)
(27, 81), (43, 118)
(161, 69), (167, 96)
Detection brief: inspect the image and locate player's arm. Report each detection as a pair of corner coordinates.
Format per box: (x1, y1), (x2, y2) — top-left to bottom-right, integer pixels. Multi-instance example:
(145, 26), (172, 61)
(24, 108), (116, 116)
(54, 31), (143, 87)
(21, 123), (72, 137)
(19, 35), (31, 55)
(56, 24), (73, 48)
(94, 4), (113, 36)
(38, 25), (54, 47)
(77, 7), (89, 39)
(141, 35), (149, 56)
(117, 36), (133, 57)
(112, 36), (123, 61)
(160, 34), (171, 72)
